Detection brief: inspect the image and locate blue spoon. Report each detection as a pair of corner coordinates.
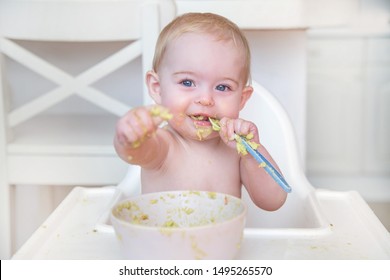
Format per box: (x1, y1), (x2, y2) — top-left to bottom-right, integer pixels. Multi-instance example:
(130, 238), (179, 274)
(209, 118), (292, 193)
(237, 135), (292, 193)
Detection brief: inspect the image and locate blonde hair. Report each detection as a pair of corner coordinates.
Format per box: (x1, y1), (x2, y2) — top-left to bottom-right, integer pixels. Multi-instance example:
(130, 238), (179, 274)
(152, 12), (251, 85)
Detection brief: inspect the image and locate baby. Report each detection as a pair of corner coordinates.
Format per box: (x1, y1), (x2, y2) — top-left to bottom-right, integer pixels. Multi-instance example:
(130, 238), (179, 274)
(114, 13), (287, 211)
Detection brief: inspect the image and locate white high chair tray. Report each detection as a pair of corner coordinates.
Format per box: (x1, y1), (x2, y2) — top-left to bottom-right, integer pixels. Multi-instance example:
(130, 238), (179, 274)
(12, 186), (390, 259)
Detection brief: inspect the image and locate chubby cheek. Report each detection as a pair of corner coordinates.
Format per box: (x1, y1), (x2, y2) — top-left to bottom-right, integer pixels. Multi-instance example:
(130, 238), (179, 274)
(169, 111), (187, 129)
(216, 99), (242, 119)
(159, 93), (188, 124)
(160, 95), (187, 115)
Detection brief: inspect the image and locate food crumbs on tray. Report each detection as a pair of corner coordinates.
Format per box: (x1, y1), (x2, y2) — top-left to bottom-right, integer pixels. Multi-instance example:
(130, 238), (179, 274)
(150, 199), (158, 204)
(224, 196), (229, 205)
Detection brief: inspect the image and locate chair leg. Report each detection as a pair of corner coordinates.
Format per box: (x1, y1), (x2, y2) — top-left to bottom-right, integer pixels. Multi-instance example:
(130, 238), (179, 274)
(0, 51), (12, 259)
(0, 180), (12, 259)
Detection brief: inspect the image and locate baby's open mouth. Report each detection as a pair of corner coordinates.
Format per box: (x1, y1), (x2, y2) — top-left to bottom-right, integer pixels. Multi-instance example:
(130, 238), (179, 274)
(189, 115), (214, 140)
(190, 115), (208, 121)
(189, 115), (212, 124)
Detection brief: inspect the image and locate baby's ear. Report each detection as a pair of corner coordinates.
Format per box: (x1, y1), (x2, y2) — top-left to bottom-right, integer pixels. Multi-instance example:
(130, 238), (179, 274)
(146, 70), (162, 104)
(239, 85), (253, 110)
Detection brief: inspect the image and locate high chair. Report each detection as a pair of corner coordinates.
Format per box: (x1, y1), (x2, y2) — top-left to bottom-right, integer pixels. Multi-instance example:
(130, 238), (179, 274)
(11, 81), (390, 259)
(0, 0), (176, 259)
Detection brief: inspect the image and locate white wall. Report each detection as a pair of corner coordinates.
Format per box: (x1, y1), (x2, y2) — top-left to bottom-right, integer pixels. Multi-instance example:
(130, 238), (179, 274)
(306, 0), (390, 229)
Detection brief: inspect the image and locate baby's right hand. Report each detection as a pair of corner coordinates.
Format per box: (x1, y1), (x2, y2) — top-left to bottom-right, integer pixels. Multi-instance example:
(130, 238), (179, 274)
(115, 105), (171, 149)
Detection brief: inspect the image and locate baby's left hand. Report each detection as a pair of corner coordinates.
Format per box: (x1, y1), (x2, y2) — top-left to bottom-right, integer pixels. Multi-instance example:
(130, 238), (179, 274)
(218, 117), (260, 151)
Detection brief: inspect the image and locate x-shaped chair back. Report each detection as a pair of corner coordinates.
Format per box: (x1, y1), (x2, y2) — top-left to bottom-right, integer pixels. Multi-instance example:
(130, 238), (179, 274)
(1, 37), (138, 127)
(0, 1), (169, 129)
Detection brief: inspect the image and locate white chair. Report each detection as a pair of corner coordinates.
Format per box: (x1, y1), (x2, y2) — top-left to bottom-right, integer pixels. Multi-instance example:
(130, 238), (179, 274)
(104, 80), (328, 230)
(12, 81), (390, 259)
(0, 0), (176, 259)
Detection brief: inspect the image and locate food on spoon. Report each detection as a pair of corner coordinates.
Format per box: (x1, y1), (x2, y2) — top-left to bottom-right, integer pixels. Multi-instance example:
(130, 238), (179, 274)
(246, 132), (254, 140)
(234, 136), (248, 156)
(209, 117), (221, 132)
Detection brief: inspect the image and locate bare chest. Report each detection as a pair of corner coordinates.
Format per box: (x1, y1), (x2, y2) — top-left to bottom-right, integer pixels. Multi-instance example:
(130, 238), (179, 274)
(141, 145), (242, 197)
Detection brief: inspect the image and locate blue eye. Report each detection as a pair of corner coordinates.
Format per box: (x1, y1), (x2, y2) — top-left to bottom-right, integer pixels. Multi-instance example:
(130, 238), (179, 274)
(216, 84), (230, 91)
(181, 79), (194, 87)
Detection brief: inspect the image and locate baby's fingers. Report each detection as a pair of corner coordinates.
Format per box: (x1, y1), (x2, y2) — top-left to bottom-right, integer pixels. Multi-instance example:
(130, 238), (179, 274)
(219, 118), (249, 140)
(130, 108), (156, 138)
(127, 105), (172, 139)
(218, 118), (236, 148)
(234, 119), (256, 139)
(116, 107), (157, 148)
(219, 117), (260, 150)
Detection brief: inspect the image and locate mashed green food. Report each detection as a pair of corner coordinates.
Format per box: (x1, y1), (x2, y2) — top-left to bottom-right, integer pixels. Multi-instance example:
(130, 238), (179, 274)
(209, 118), (260, 156)
(150, 106), (173, 120)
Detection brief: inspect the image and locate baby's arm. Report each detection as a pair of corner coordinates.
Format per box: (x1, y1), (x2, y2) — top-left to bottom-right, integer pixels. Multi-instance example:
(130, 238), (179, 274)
(114, 105), (171, 169)
(218, 117), (287, 211)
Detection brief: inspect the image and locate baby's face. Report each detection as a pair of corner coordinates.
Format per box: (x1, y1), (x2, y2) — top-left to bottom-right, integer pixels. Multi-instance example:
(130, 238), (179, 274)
(156, 32), (251, 141)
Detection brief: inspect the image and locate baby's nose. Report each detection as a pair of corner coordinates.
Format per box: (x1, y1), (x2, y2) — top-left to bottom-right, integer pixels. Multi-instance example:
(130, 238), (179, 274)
(195, 91), (214, 106)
